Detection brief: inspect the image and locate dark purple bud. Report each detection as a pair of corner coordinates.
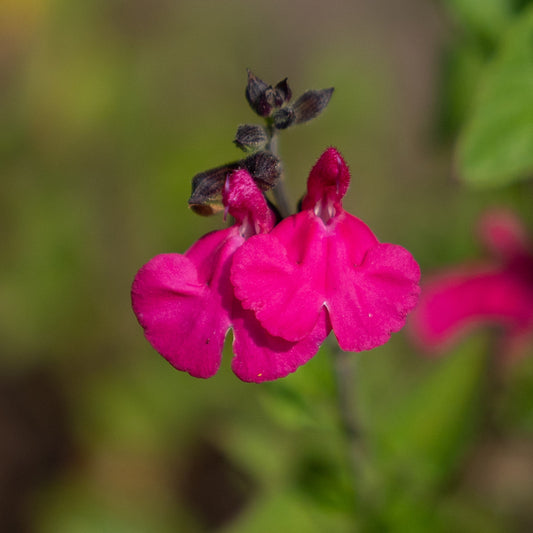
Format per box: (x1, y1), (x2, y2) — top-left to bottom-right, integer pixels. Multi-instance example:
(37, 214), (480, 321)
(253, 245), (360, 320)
(292, 88), (334, 124)
(189, 162), (240, 215)
(263, 87), (279, 109)
(256, 96), (273, 117)
(234, 124), (268, 152)
(272, 107), (295, 130)
(242, 151), (282, 190)
(274, 78), (292, 107)
(245, 70), (269, 107)
(188, 152), (282, 215)
(245, 70), (273, 117)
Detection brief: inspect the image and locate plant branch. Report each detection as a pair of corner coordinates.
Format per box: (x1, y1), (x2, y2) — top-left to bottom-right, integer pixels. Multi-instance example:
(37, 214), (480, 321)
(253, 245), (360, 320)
(331, 343), (380, 521)
(265, 125), (292, 218)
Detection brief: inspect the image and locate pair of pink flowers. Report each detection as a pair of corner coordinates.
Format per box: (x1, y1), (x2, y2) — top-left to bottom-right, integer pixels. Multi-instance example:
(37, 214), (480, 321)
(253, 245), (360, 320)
(132, 148), (421, 382)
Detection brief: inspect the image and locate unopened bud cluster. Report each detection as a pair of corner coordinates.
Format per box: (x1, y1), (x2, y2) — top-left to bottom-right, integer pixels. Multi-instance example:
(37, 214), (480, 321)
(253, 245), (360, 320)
(188, 70), (334, 217)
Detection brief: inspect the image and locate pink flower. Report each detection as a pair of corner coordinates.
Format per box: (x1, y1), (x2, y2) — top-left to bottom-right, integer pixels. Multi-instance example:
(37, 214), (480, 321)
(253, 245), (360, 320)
(231, 148), (421, 352)
(131, 169), (329, 382)
(410, 209), (533, 359)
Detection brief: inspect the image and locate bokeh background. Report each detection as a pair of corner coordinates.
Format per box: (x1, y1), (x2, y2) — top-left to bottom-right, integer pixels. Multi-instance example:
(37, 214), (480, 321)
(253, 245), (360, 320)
(1, 0), (533, 531)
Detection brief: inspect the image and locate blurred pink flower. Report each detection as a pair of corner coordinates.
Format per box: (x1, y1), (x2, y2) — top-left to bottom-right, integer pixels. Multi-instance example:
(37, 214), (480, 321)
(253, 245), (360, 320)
(231, 148), (421, 352)
(410, 209), (533, 359)
(132, 169), (329, 382)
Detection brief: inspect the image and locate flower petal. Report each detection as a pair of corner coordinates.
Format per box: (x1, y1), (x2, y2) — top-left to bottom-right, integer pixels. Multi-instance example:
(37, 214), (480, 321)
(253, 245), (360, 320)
(328, 211), (379, 265)
(183, 227), (232, 279)
(302, 147), (350, 212)
(327, 239), (421, 351)
(411, 265), (533, 353)
(222, 169), (275, 233)
(231, 212), (326, 342)
(231, 307), (331, 383)
(478, 208), (531, 261)
(132, 253), (230, 378)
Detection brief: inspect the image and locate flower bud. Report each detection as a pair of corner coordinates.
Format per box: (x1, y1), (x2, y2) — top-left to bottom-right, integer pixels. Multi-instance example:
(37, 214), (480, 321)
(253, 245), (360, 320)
(234, 124), (268, 152)
(292, 88), (334, 124)
(245, 70), (294, 118)
(274, 78), (292, 107)
(242, 151), (282, 190)
(188, 152), (282, 216)
(189, 163), (239, 215)
(245, 70), (273, 117)
(272, 107), (295, 130)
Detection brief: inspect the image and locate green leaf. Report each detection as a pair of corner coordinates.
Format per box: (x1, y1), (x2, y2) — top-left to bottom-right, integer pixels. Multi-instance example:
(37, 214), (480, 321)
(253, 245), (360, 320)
(33, 481), (181, 533)
(258, 344), (337, 431)
(458, 6), (533, 187)
(221, 491), (353, 533)
(437, 42), (487, 138)
(378, 335), (488, 488)
(444, 0), (513, 44)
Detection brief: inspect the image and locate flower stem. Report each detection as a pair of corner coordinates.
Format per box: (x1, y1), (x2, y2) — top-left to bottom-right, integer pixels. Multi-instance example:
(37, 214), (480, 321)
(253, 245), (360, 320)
(333, 348), (363, 458)
(331, 345), (380, 522)
(265, 125), (292, 218)
(481, 342), (505, 436)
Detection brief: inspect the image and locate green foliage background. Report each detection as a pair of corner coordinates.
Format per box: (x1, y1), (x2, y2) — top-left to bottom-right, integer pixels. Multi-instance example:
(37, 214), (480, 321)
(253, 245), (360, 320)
(1, 0), (532, 531)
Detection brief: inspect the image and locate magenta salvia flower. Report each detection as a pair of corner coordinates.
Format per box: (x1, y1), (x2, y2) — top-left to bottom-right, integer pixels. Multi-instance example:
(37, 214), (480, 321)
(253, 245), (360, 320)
(132, 169), (329, 382)
(231, 148), (421, 352)
(410, 209), (533, 360)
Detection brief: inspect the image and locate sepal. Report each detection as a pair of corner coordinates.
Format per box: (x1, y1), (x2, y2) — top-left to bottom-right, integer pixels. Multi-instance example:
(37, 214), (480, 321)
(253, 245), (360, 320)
(234, 124), (268, 152)
(292, 88), (334, 125)
(188, 152), (281, 216)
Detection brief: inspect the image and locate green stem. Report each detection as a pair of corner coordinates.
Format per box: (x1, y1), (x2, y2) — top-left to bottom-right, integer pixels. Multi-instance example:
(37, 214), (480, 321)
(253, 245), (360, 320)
(481, 341), (505, 437)
(331, 345), (380, 524)
(265, 125), (292, 218)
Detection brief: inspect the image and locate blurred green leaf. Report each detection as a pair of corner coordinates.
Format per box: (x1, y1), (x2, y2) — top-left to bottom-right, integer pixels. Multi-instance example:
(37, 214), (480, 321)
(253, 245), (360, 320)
(221, 490), (353, 533)
(33, 481), (182, 533)
(458, 6), (533, 187)
(381, 487), (507, 533)
(259, 344), (337, 431)
(437, 495), (507, 533)
(381, 491), (447, 533)
(437, 42), (486, 138)
(444, 0), (513, 44)
(499, 350), (533, 433)
(378, 335), (488, 488)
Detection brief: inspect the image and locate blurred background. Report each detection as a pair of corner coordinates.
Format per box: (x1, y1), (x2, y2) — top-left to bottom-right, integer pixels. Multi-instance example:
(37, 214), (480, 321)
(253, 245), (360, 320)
(1, 0), (533, 531)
